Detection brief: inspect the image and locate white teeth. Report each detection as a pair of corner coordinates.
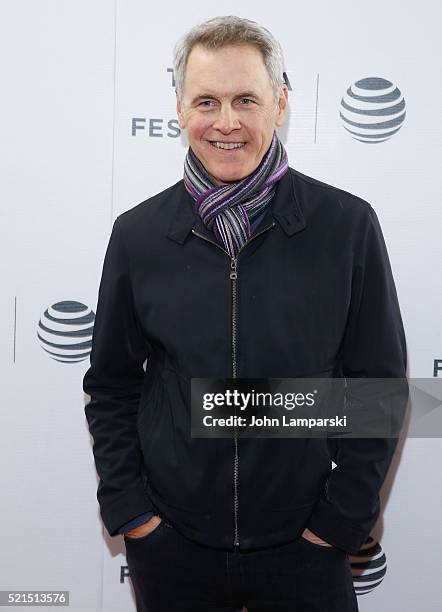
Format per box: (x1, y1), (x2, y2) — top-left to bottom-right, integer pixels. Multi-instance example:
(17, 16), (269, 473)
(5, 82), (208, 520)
(211, 142), (245, 150)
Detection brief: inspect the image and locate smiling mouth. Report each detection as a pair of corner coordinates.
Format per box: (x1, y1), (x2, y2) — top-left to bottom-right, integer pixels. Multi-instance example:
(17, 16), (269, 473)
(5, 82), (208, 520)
(209, 141), (246, 150)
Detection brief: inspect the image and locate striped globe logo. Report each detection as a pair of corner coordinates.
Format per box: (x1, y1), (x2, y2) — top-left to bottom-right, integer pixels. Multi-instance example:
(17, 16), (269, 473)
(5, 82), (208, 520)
(37, 300), (95, 363)
(340, 77), (406, 143)
(349, 536), (387, 596)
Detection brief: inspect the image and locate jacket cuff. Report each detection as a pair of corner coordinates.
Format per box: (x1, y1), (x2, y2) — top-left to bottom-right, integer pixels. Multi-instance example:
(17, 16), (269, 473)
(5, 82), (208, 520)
(306, 498), (370, 555)
(100, 486), (154, 537)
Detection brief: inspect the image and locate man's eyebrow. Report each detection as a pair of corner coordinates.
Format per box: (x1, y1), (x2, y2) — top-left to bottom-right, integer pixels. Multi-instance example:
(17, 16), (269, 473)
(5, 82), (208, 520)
(190, 91), (260, 104)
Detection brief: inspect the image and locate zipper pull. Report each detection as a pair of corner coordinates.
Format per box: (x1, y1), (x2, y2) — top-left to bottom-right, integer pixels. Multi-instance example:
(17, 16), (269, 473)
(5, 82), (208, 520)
(230, 258), (238, 280)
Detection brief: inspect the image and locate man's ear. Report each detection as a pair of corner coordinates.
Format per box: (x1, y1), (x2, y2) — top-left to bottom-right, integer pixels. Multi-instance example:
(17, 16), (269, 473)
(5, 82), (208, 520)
(275, 85), (289, 128)
(176, 92), (186, 129)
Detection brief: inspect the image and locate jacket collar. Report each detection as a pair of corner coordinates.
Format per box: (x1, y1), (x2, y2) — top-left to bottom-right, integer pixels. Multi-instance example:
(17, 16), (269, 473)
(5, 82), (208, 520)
(166, 166), (307, 245)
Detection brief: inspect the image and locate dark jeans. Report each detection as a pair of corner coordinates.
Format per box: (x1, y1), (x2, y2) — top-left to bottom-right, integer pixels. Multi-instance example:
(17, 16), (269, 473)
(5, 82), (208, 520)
(124, 519), (359, 612)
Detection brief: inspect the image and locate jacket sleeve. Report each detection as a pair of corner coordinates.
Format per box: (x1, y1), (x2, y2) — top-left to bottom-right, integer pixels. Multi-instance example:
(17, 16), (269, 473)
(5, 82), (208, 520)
(83, 215), (154, 537)
(306, 202), (408, 554)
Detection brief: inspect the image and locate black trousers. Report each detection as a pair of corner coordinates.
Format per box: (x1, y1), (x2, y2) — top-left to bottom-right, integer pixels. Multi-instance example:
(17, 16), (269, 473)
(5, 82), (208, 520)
(124, 519), (359, 612)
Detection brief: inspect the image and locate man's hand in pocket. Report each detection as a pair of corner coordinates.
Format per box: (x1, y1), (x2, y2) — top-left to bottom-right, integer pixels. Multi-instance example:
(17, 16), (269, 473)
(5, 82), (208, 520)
(125, 515), (162, 539)
(301, 527), (333, 547)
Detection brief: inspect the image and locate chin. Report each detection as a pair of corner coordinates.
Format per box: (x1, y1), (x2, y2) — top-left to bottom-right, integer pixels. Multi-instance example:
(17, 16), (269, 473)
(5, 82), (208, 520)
(210, 165), (251, 183)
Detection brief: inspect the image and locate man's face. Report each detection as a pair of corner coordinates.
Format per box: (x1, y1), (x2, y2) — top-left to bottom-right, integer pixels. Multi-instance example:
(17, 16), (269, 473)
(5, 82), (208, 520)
(176, 43), (288, 184)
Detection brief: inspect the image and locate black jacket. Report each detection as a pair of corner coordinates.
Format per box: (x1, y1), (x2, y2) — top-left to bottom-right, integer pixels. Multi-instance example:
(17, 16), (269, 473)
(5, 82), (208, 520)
(83, 167), (407, 554)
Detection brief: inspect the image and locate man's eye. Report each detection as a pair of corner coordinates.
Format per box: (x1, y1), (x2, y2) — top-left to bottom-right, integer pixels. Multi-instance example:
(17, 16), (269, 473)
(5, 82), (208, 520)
(239, 98), (254, 105)
(199, 100), (216, 107)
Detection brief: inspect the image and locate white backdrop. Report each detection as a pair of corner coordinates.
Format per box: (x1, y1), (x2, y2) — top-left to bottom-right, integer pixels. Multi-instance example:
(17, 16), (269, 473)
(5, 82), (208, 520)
(1, 1), (441, 611)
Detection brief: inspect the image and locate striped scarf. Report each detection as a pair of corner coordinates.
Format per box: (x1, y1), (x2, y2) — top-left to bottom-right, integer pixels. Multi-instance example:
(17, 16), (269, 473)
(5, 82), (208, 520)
(183, 131), (289, 258)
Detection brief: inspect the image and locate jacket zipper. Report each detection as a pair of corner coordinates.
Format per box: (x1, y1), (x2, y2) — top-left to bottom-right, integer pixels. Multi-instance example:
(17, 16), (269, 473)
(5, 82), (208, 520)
(191, 221), (276, 547)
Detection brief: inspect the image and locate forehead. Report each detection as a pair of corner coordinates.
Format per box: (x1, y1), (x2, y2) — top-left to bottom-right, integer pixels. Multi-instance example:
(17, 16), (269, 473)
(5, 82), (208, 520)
(184, 43), (271, 95)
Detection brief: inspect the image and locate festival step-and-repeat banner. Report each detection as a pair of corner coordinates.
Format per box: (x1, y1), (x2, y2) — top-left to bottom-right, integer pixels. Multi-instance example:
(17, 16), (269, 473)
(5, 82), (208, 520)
(1, 1), (441, 610)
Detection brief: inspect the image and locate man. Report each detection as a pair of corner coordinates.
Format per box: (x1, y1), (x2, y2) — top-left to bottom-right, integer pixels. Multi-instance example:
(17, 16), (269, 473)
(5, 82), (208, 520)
(83, 15), (407, 612)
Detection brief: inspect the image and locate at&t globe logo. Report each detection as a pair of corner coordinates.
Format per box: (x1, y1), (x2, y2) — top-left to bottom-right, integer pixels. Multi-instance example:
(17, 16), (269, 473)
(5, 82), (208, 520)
(37, 300), (95, 363)
(349, 536), (387, 595)
(340, 77), (406, 143)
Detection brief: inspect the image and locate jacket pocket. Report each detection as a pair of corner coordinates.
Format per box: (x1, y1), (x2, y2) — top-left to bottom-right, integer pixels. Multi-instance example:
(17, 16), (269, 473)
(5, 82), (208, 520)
(249, 437), (331, 512)
(139, 367), (216, 514)
(137, 373), (164, 459)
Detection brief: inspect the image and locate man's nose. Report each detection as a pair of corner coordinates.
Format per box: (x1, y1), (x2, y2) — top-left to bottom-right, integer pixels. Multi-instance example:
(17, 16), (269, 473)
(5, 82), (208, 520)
(212, 104), (241, 133)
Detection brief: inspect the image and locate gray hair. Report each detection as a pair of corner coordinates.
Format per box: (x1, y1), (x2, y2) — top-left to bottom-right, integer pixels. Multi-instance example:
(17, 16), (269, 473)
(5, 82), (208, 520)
(173, 15), (286, 103)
